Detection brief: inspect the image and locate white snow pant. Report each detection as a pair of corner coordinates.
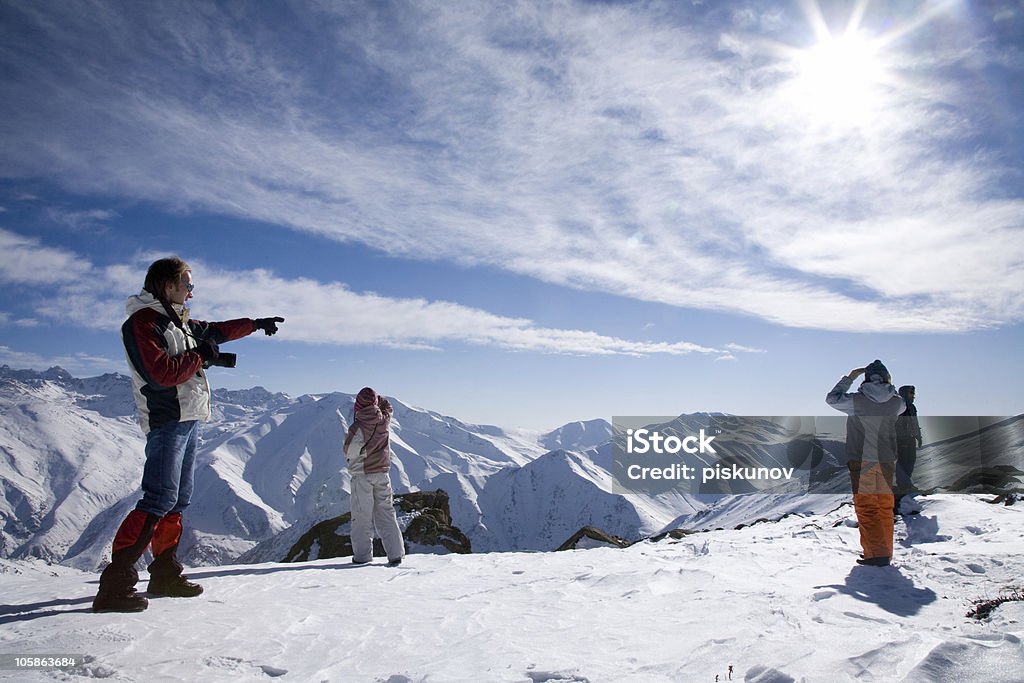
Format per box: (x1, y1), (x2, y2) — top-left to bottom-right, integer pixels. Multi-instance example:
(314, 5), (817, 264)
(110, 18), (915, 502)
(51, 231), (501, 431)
(350, 472), (405, 563)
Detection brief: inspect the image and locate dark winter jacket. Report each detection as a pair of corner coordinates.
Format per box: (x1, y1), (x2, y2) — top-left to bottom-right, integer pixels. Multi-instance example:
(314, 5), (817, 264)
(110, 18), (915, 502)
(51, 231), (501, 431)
(826, 375), (906, 463)
(122, 291), (255, 433)
(896, 401), (922, 444)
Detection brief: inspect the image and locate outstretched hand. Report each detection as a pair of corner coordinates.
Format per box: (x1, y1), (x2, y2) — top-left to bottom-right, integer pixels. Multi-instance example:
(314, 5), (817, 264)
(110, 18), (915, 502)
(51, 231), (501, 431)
(254, 317), (285, 336)
(848, 367), (865, 380)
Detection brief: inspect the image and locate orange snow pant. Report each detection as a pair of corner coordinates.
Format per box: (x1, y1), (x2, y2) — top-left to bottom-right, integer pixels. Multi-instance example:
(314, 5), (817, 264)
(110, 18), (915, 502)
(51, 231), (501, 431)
(848, 461), (895, 560)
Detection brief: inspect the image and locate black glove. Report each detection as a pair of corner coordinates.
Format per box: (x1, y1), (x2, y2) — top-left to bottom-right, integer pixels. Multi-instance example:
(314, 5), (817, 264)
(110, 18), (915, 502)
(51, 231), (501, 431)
(254, 316), (285, 336)
(196, 339), (220, 363)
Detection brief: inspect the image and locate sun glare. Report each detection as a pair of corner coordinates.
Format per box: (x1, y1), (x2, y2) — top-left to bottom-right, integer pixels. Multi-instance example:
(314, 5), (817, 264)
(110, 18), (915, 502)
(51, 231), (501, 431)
(790, 32), (887, 127)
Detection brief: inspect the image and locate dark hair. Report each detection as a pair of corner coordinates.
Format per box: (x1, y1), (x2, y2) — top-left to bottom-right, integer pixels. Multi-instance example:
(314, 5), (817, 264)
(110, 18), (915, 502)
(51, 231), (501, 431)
(143, 257), (190, 298)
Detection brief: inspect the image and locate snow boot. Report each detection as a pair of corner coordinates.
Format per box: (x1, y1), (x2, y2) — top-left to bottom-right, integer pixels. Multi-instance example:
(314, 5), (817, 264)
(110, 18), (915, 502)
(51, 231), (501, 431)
(387, 558), (403, 567)
(147, 546), (202, 599)
(93, 510), (159, 613)
(856, 556), (891, 567)
(146, 513), (203, 597)
(92, 554), (149, 612)
(147, 550), (203, 597)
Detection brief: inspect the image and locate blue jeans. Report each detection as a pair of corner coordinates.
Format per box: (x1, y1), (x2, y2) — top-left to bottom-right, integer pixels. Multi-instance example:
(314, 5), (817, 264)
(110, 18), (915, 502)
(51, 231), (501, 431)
(137, 420), (199, 517)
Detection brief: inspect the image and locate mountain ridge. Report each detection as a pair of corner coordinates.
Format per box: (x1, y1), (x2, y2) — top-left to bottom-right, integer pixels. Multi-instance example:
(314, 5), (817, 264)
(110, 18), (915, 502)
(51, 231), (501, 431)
(1, 365), (679, 569)
(4, 365), (1020, 571)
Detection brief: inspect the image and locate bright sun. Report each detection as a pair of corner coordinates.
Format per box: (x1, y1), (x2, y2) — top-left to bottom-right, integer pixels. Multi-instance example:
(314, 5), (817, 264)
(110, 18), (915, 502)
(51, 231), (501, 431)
(789, 32), (887, 127)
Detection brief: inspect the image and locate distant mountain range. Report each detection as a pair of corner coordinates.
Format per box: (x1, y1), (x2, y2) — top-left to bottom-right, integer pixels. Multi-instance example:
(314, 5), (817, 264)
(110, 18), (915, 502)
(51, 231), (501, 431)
(3, 365), (1020, 571)
(0, 366), (693, 569)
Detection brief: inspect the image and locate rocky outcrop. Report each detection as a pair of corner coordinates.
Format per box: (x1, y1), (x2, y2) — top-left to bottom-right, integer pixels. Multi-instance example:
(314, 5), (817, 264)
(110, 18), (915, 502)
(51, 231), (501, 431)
(398, 490), (472, 554)
(282, 489), (471, 562)
(556, 525), (632, 551)
(646, 529), (693, 542)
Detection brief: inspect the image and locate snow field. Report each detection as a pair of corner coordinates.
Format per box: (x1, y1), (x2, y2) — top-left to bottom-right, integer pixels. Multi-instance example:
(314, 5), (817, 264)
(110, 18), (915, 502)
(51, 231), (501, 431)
(1, 494), (1022, 682)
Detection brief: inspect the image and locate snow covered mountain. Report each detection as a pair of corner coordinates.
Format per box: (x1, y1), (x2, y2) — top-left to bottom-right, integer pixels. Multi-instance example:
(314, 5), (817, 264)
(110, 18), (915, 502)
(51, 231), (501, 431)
(5, 366), (1020, 573)
(0, 367), (696, 569)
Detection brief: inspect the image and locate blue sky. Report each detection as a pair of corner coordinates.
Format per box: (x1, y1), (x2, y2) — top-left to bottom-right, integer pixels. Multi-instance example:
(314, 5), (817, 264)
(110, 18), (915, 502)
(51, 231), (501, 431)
(1, 0), (1022, 430)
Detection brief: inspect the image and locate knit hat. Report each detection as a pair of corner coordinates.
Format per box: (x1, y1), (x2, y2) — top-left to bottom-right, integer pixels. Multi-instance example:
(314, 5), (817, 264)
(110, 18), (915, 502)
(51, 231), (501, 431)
(864, 360), (890, 383)
(356, 387), (378, 407)
(898, 385), (915, 400)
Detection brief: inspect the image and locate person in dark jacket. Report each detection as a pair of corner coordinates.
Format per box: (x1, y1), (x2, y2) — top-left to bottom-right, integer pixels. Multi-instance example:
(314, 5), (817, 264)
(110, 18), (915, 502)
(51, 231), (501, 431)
(894, 385), (923, 511)
(826, 360), (905, 567)
(92, 257), (284, 613)
(343, 387), (405, 566)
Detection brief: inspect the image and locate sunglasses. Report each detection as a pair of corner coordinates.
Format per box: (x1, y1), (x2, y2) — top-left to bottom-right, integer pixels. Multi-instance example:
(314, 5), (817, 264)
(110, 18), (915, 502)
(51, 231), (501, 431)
(186, 282), (194, 293)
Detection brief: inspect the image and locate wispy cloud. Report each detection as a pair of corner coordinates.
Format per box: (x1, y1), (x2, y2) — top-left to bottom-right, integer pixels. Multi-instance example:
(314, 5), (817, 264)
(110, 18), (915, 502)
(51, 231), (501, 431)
(1, 1), (1020, 332)
(193, 263), (727, 357)
(0, 228), (92, 284)
(45, 207), (119, 233)
(724, 343), (767, 354)
(9, 244), (733, 357)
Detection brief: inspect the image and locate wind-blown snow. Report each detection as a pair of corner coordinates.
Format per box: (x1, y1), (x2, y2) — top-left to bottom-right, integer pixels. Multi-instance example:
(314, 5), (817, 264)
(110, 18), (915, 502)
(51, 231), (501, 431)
(1, 495), (1021, 681)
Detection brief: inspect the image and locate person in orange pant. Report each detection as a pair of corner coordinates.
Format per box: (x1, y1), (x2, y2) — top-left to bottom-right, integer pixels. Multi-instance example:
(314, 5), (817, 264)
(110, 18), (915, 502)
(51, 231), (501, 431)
(826, 360), (906, 567)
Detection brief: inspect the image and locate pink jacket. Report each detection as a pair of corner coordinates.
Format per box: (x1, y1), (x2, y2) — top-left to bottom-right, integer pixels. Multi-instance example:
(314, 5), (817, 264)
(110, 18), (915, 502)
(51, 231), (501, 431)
(343, 390), (393, 475)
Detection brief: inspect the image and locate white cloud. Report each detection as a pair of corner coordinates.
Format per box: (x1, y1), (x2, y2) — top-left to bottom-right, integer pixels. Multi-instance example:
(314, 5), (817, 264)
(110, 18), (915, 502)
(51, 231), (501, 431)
(45, 207), (119, 232)
(190, 264), (724, 357)
(724, 343), (766, 354)
(0, 228), (93, 284)
(15, 245), (732, 358)
(1, 1), (1020, 332)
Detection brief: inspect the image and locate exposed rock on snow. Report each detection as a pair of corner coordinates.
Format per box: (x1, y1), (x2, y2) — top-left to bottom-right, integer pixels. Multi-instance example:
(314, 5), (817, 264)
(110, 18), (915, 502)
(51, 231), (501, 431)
(282, 490), (471, 562)
(556, 525), (632, 551)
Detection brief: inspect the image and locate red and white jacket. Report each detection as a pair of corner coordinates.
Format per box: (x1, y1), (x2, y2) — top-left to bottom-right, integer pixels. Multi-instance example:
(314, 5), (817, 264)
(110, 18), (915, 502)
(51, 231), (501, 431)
(121, 291), (255, 434)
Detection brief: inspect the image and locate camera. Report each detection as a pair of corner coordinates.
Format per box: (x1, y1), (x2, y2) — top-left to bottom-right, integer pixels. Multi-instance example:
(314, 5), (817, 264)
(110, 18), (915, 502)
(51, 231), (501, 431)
(205, 352), (237, 369)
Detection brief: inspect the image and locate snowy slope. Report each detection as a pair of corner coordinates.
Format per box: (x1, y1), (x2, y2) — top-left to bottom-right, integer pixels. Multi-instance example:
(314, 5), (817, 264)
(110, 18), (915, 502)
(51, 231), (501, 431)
(0, 367), (702, 569)
(539, 418), (613, 452)
(474, 448), (700, 552)
(1, 494), (1021, 682)
(0, 370), (145, 569)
